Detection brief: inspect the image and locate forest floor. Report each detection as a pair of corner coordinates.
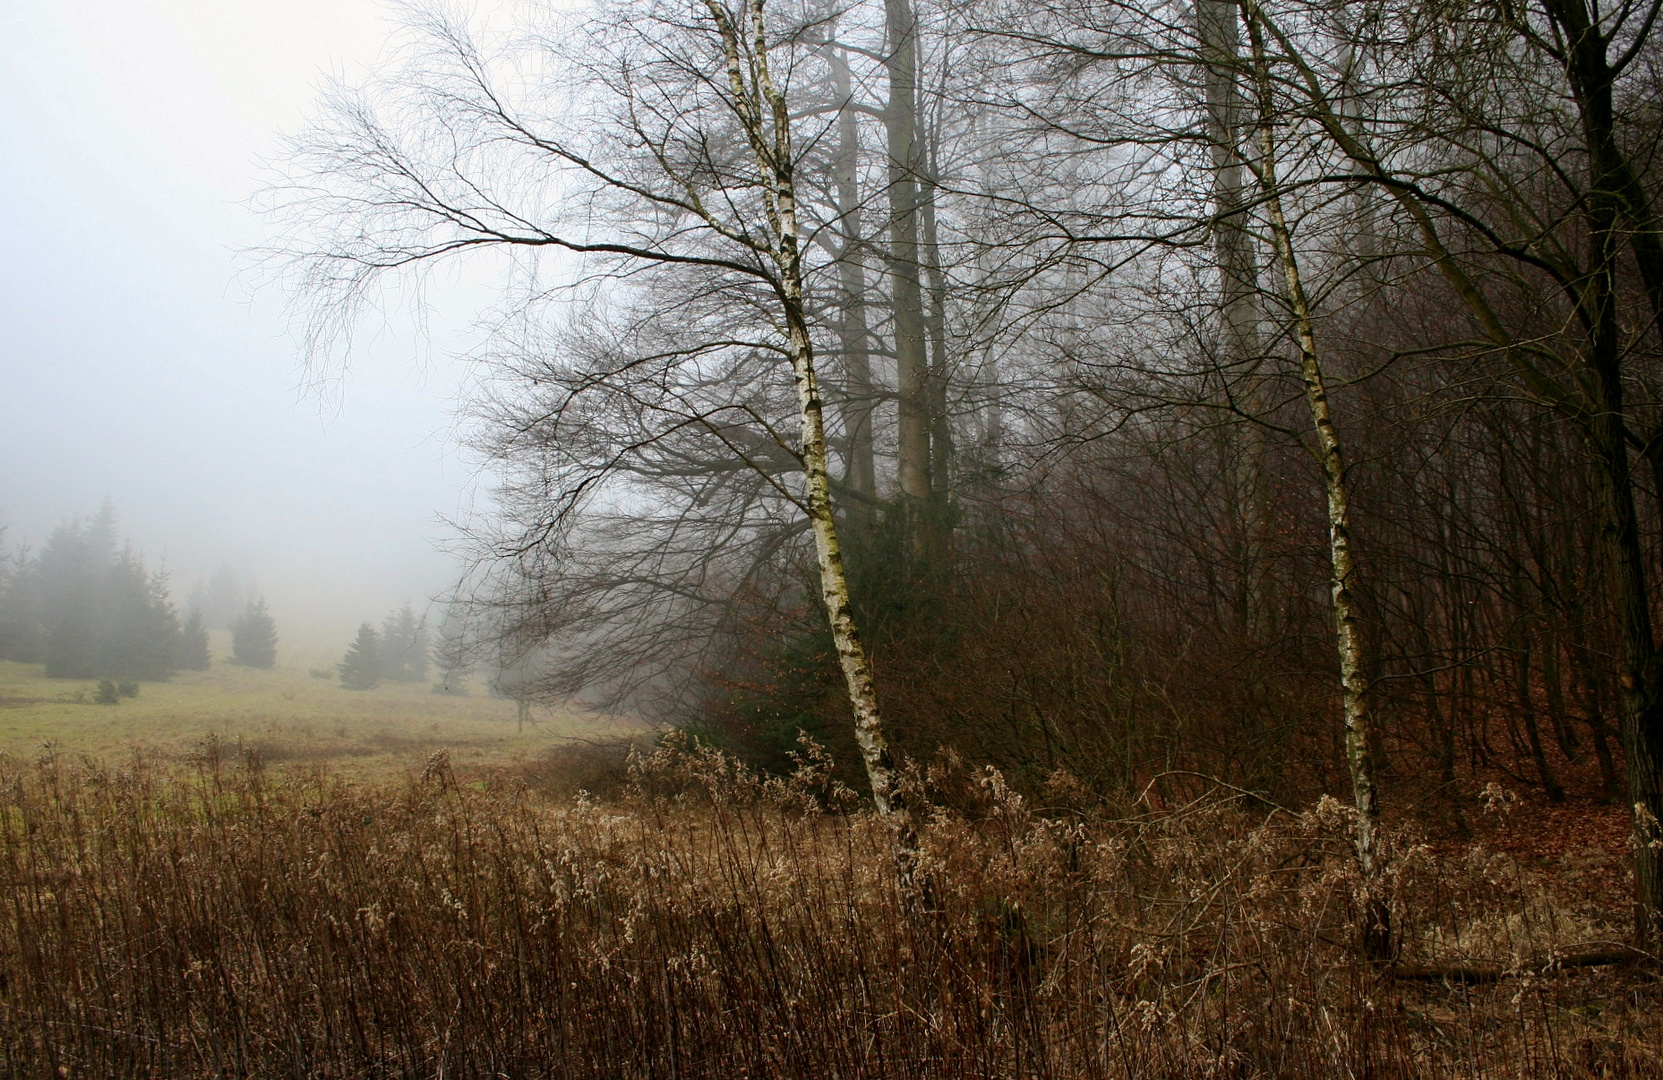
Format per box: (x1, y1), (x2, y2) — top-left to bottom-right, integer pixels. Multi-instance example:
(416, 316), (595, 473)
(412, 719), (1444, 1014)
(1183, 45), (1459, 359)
(1384, 739), (1635, 936)
(0, 658), (612, 779)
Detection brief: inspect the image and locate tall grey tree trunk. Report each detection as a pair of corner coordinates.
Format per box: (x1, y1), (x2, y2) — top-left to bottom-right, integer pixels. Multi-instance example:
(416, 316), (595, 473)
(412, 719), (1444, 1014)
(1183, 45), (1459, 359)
(1198, 0), (1260, 379)
(919, 114), (954, 565)
(884, 0), (933, 542)
(1197, 0), (1270, 639)
(1332, 12), (1378, 275)
(829, 39), (878, 526)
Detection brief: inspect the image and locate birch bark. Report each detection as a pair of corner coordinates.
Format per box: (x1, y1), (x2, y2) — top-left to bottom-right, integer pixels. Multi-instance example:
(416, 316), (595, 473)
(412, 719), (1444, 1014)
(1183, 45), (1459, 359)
(1244, 1), (1388, 959)
(704, 0), (919, 880)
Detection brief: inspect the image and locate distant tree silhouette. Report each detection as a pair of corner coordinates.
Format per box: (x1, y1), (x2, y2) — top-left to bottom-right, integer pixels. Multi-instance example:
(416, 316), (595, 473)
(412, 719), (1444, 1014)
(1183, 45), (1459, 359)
(430, 608), (471, 695)
(230, 598), (278, 668)
(380, 604), (428, 682)
(338, 623), (381, 690)
(177, 609), (211, 670)
(3, 506), (183, 680)
(188, 565), (248, 631)
(37, 510), (117, 676)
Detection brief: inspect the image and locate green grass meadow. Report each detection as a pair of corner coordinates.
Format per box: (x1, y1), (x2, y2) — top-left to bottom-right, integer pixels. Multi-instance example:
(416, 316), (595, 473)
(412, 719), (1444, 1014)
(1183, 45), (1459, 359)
(0, 656), (599, 778)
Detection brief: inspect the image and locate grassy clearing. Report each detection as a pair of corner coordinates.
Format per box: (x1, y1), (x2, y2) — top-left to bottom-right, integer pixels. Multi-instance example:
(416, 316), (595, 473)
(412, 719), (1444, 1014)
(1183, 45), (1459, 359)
(0, 659), (604, 779)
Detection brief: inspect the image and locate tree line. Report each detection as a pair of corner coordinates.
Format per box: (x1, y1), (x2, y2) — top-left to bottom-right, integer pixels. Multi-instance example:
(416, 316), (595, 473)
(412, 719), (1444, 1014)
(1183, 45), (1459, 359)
(0, 507), (277, 678)
(269, 0), (1663, 948)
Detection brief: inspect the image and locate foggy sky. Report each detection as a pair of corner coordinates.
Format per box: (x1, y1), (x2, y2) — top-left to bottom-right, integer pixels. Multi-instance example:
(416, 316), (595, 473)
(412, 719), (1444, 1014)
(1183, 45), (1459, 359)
(0, 2), (501, 661)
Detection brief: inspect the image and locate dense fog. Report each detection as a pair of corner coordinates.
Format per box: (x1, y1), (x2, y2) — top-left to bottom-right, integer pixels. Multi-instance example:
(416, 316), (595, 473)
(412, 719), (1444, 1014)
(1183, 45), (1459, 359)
(0, 2), (489, 659)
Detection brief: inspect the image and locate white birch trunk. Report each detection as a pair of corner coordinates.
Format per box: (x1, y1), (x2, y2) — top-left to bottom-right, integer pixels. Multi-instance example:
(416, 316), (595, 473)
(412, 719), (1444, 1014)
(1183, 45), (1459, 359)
(1244, 0), (1387, 958)
(705, 0), (918, 878)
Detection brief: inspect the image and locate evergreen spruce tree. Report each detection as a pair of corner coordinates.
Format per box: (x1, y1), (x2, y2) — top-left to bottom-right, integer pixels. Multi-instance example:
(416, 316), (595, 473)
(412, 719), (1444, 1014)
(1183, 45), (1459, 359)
(431, 609), (471, 695)
(380, 604), (428, 682)
(177, 609), (211, 670)
(98, 557), (181, 679)
(338, 623), (381, 690)
(0, 526), (21, 661)
(230, 597), (278, 668)
(24, 509), (181, 680)
(37, 516), (109, 676)
(129, 565), (182, 678)
(2, 507), (200, 682)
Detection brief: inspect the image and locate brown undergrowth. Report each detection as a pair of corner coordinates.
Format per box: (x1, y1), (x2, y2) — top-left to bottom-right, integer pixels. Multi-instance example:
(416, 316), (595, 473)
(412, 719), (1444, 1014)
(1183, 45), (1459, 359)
(0, 737), (1658, 1078)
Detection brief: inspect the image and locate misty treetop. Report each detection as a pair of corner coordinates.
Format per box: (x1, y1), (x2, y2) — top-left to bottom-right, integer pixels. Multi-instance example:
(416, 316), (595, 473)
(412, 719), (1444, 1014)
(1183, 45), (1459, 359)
(186, 565), (253, 632)
(430, 607), (472, 695)
(0, 506), (193, 681)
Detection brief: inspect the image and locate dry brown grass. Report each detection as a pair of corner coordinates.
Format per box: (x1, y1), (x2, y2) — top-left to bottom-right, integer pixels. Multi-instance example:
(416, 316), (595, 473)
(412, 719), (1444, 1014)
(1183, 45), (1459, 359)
(0, 737), (1658, 1078)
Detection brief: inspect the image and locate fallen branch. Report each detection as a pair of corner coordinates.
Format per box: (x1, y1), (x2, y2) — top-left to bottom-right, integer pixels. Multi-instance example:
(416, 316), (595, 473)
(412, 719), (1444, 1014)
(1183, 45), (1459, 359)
(1389, 944), (1649, 984)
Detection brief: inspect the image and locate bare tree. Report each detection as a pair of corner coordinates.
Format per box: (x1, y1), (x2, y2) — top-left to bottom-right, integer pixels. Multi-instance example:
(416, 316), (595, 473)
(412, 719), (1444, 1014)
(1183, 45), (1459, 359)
(1242, 0), (1387, 960)
(262, 0), (1663, 947)
(266, 0), (918, 860)
(883, 0), (935, 544)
